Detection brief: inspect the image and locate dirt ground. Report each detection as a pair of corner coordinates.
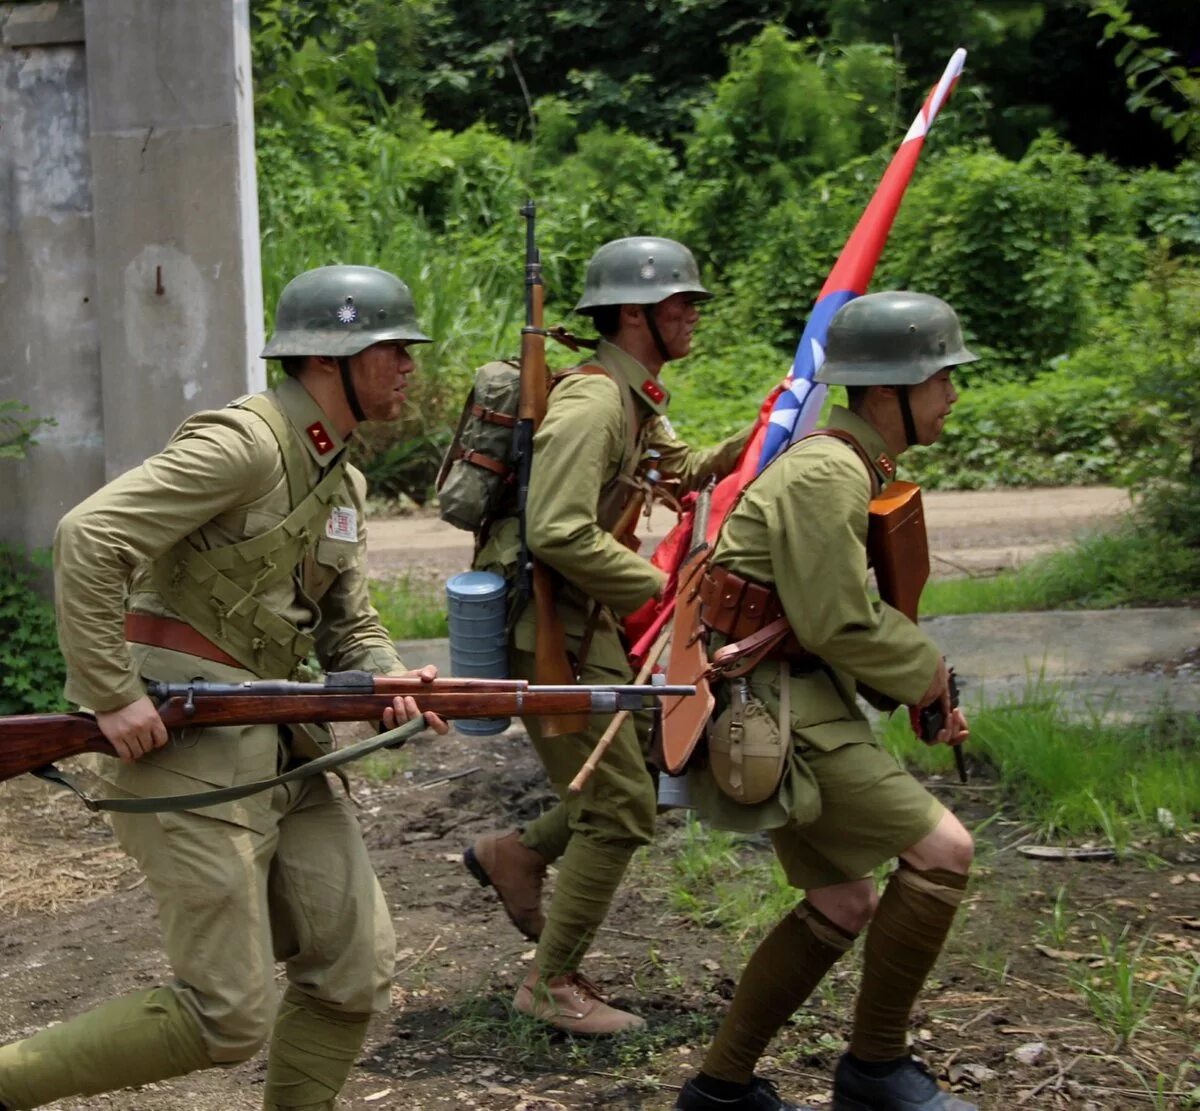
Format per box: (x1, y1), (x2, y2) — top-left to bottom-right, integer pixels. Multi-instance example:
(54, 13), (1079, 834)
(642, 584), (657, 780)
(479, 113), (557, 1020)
(2, 484), (1197, 1110)
(1, 732), (1198, 1111)
(364, 486), (1134, 587)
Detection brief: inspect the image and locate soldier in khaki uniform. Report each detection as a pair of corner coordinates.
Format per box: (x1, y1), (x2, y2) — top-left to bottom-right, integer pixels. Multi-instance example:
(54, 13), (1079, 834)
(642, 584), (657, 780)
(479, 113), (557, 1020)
(675, 292), (978, 1111)
(0, 266), (448, 1111)
(467, 237), (752, 1033)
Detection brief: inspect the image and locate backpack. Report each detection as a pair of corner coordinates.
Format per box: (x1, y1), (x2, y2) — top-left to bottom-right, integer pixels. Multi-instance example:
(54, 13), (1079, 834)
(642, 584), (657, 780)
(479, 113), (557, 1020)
(435, 360), (522, 532)
(435, 360), (640, 535)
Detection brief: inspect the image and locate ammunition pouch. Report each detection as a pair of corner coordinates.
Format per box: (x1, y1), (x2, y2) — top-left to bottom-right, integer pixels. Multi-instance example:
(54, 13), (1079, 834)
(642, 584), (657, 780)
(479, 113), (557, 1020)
(707, 662), (792, 805)
(699, 564), (817, 677)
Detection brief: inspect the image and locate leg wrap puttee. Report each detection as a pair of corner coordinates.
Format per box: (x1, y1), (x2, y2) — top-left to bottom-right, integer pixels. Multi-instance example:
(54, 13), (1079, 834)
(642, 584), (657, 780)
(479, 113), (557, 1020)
(0, 987), (211, 1110)
(851, 864), (968, 1063)
(262, 987), (372, 1111)
(702, 900), (857, 1084)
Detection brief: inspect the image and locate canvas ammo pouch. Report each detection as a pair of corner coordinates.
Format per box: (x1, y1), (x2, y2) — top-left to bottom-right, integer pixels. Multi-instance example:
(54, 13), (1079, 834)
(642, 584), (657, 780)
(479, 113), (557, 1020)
(436, 359), (522, 532)
(707, 661), (792, 805)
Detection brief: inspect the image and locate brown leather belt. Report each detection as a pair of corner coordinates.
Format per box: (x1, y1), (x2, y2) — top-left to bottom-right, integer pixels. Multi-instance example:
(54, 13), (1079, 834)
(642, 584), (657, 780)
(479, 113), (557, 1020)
(124, 612), (244, 670)
(698, 564), (815, 664)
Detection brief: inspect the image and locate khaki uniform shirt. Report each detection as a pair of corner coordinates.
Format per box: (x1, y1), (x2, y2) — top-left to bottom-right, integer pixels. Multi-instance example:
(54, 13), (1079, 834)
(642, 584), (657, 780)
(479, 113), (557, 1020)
(53, 377), (406, 818)
(692, 405), (940, 830)
(477, 339), (751, 671)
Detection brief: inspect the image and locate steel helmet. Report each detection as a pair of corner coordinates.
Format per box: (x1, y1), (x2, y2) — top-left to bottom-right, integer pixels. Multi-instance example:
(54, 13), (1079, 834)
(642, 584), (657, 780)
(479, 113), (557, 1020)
(574, 237), (712, 312)
(816, 291), (977, 386)
(262, 265), (431, 359)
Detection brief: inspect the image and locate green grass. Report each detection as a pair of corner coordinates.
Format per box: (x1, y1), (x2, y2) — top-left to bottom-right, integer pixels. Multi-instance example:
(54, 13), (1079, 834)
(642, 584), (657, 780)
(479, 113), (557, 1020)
(921, 523), (1198, 616)
(370, 574), (449, 640)
(881, 691), (1200, 842)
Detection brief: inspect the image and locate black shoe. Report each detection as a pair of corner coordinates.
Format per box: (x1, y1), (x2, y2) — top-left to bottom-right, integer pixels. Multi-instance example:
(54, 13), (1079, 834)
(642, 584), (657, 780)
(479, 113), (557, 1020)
(832, 1054), (977, 1110)
(675, 1074), (813, 1110)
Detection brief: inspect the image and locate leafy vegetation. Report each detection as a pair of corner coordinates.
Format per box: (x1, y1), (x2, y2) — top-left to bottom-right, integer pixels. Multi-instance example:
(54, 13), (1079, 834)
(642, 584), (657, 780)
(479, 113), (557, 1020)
(0, 548), (65, 714)
(251, 2), (1199, 524)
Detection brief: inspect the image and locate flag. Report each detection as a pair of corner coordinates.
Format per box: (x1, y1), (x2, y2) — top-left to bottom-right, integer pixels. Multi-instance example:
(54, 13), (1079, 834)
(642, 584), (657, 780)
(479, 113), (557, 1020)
(755, 46), (967, 471)
(625, 49), (967, 664)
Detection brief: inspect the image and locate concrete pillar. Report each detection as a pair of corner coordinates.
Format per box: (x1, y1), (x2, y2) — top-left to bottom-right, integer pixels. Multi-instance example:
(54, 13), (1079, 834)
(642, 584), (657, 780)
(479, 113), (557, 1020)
(83, 0), (264, 483)
(0, 1), (102, 551)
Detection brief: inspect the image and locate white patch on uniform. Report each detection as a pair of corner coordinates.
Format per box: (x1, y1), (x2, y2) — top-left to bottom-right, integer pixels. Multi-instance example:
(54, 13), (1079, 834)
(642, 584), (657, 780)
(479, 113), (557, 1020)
(337, 304), (358, 324)
(659, 415), (676, 439)
(326, 505), (357, 541)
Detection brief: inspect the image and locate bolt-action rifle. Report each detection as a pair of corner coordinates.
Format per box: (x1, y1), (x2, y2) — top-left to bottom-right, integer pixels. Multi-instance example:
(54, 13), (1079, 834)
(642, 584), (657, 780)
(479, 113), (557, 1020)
(0, 673), (695, 792)
(511, 200), (588, 735)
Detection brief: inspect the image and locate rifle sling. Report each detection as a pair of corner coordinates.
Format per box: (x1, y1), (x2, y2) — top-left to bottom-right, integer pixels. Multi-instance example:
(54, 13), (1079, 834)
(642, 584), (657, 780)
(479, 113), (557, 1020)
(31, 715), (427, 814)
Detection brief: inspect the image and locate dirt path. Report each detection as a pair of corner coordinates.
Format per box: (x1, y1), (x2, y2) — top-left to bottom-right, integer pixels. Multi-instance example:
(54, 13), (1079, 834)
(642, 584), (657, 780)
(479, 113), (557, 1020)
(365, 486), (1133, 585)
(1, 731), (1197, 1111)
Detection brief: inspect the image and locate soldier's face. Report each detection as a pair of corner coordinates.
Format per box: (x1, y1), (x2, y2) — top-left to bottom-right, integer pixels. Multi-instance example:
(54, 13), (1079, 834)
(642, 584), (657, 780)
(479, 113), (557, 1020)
(907, 368), (959, 445)
(650, 293), (702, 359)
(351, 341), (416, 422)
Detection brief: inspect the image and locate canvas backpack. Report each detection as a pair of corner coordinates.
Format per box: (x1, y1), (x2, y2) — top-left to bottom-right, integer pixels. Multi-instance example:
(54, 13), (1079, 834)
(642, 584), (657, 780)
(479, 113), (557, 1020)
(435, 360), (522, 532)
(435, 360), (640, 535)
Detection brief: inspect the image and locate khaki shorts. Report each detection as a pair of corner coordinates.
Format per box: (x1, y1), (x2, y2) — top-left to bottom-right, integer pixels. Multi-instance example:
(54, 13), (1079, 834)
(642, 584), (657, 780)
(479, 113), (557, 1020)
(769, 738), (944, 890)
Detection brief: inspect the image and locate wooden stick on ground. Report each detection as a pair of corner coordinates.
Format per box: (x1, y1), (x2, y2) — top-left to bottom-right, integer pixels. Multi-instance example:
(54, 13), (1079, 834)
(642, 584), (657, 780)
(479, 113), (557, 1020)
(567, 625), (673, 795)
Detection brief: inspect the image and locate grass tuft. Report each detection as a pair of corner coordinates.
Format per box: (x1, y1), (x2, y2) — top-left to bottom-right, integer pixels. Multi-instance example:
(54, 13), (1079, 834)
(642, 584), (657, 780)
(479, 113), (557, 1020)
(370, 574), (449, 640)
(881, 691), (1199, 842)
(921, 523), (1198, 616)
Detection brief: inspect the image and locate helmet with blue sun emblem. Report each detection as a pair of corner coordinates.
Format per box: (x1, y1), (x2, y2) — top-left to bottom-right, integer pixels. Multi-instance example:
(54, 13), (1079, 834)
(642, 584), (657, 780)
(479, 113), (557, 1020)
(261, 265), (431, 358)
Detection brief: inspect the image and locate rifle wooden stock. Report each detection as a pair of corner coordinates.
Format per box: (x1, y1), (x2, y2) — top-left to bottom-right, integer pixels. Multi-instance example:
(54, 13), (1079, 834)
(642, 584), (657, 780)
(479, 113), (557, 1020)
(532, 561), (588, 734)
(518, 281), (548, 426)
(0, 677), (694, 786)
(517, 200), (585, 735)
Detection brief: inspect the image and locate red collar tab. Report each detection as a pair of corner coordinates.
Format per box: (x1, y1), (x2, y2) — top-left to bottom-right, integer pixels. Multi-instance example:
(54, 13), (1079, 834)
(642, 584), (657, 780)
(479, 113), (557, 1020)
(306, 421), (335, 456)
(877, 454), (896, 479)
(640, 378), (665, 404)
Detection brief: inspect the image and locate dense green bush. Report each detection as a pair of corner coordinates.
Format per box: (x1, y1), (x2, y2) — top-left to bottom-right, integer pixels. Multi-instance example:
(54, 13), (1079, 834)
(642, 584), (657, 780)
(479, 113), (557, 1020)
(252, 11), (1198, 509)
(0, 549), (65, 714)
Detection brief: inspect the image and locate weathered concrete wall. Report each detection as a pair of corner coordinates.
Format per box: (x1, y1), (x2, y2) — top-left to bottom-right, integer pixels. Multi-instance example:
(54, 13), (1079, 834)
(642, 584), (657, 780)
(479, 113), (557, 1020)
(84, 0), (264, 482)
(0, 0), (262, 551)
(0, 2), (102, 551)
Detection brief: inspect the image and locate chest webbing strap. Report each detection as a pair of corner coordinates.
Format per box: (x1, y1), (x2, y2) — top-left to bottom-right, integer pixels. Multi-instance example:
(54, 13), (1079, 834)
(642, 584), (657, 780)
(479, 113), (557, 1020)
(556, 364), (645, 532)
(150, 393), (348, 678)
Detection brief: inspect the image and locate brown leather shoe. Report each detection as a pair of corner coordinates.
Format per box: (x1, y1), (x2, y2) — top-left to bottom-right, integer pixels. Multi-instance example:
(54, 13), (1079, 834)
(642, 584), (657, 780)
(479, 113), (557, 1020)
(513, 969), (646, 1035)
(463, 830), (547, 940)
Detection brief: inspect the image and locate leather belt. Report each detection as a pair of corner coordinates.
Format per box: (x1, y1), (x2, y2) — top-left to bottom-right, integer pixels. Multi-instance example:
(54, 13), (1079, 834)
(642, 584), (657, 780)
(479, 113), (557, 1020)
(124, 612), (244, 670)
(699, 564), (816, 665)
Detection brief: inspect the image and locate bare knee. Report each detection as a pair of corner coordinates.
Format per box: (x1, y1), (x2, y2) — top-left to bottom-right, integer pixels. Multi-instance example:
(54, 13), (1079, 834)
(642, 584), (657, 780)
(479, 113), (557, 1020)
(807, 878), (879, 935)
(902, 810), (974, 875)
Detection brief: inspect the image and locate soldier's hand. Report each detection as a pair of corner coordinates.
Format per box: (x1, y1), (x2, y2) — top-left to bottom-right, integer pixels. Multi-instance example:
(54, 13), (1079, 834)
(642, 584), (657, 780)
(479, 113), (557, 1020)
(944, 707), (970, 747)
(96, 696), (169, 762)
(381, 665), (449, 735)
(917, 656), (954, 741)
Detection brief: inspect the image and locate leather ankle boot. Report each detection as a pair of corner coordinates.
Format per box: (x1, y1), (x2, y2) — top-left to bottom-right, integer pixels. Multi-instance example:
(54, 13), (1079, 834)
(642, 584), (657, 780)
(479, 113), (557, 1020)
(464, 830), (547, 940)
(513, 969), (645, 1036)
(675, 1074), (813, 1109)
(832, 1054), (977, 1110)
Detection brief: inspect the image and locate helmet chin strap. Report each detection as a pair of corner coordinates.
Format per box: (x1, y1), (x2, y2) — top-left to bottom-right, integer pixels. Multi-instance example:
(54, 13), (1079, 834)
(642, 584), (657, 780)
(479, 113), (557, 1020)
(643, 303), (672, 365)
(337, 355), (366, 423)
(898, 385), (918, 448)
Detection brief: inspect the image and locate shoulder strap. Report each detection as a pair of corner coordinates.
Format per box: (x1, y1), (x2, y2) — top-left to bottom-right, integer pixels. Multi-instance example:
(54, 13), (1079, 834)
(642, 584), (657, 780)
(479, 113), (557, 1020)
(805, 428), (883, 497)
(233, 393), (310, 509)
